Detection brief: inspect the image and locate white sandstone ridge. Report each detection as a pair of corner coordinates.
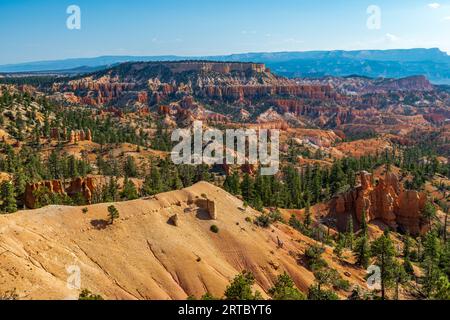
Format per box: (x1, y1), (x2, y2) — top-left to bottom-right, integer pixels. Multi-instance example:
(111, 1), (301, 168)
(0, 182), (365, 300)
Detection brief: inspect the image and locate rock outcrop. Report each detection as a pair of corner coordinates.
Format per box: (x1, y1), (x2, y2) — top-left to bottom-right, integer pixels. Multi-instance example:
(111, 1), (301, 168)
(66, 177), (95, 204)
(169, 214), (180, 227)
(24, 177), (96, 209)
(196, 198), (217, 220)
(69, 129), (92, 144)
(50, 128), (68, 141)
(24, 180), (66, 209)
(330, 172), (428, 235)
(0, 181), (370, 300)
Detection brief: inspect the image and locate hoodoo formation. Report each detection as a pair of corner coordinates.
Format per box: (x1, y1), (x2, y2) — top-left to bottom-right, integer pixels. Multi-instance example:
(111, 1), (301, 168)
(331, 172), (429, 236)
(0, 54), (449, 302)
(24, 177), (96, 209)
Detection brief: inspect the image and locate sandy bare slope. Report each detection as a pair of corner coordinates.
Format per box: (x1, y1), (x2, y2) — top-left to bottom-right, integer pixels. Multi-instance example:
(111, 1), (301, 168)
(0, 182), (365, 300)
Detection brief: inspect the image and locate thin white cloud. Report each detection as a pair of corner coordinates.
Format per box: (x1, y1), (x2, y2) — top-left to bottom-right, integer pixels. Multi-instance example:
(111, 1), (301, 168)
(444, 16), (450, 20)
(428, 3), (441, 9)
(385, 33), (399, 42)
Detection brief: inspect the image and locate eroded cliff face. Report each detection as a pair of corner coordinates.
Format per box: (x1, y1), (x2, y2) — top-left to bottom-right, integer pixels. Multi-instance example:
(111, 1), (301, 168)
(162, 61), (267, 74)
(330, 172), (429, 235)
(48, 61), (448, 136)
(24, 177), (96, 209)
(24, 180), (66, 209)
(66, 177), (96, 204)
(52, 62), (335, 108)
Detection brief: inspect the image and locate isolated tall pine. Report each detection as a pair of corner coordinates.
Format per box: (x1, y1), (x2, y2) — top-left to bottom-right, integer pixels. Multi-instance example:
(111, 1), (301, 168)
(240, 173), (255, 204)
(330, 161), (345, 195)
(346, 216), (354, 250)
(354, 233), (371, 269)
(361, 209), (368, 236)
(371, 231), (396, 300)
(422, 231), (442, 298)
(304, 198), (312, 227)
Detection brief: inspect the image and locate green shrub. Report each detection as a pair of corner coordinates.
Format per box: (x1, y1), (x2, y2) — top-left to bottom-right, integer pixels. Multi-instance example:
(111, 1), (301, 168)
(78, 289), (104, 300)
(333, 278), (351, 291)
(269, 209), (284, 223)
(224, 271), (262, 300)
(268, 273), (306, 300)
(304, 245), (328, 271)
(107, 205), (120, 224)
(255, 214), (271, 228)
(307, 286), (340, 300)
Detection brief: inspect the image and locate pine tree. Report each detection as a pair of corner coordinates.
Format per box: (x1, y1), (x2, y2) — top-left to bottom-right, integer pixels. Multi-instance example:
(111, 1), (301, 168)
(370, 231), (396, 300)
(304, 198), (312, 228)
(224, 271), (262, 300)
(333, 235), (345, 259)
(13, 170), (27, 197)
(171, 170), (183, 190)
(223, 172), (240, 195)
(0, 181), (17, 214)
(142, 167), (164, 196)
(268, 273), (306, 300)
(422, 231), (442, 298)
(240, 173), (255, 203)
(346, 216), (354, 250)
(393, 261), (409, 300)
(312, 165), (322, 202)
(124, 156), (138, 178)
(107, 205), (120, 225)
(403, 233), (415, 274)
(348, 169), (356, 189)
(361, 209), (368, 236)
(308, 268), (340, 300)
(433, 275), (450, 300)
(354, 234), (371, 269)
(330, 161), (345, 195)
(121, 176), (138, 200)
(403, 234), (412, 260)
(107, 176), (119, 202)
(67, 155), (79, 179)
(47, 150), (61, 179)
(422, 202), (437, 230)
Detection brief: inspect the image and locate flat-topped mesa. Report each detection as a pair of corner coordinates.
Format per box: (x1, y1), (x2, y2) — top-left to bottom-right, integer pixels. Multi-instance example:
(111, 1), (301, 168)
(163, 61), (267, 74)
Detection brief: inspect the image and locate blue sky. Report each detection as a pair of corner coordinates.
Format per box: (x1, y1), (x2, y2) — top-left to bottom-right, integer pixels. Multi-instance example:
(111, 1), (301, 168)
(0, 0), (449, 64)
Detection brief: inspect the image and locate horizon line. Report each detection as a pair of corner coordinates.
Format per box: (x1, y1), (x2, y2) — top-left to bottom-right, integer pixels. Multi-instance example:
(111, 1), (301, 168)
(1, 47), (449, 67)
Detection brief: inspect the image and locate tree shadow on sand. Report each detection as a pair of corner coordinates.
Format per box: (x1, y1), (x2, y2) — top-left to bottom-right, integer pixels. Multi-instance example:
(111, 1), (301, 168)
(90, 219), (109, 230)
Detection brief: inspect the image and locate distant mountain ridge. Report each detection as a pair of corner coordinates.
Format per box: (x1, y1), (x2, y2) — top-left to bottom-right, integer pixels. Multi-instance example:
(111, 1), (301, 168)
(1, 48), (449, 84)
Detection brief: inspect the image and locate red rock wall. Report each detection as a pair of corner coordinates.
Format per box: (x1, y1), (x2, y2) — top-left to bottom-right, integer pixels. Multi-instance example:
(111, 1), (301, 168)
(24, 177), (96, 209)
(330, 172), (429, 235)
(24, 180), (66, 209)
